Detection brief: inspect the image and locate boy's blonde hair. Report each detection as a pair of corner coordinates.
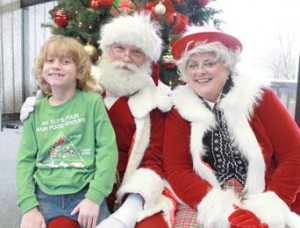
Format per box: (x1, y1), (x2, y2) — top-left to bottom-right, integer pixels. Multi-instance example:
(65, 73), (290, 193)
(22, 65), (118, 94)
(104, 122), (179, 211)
(34, 35), (96, 94)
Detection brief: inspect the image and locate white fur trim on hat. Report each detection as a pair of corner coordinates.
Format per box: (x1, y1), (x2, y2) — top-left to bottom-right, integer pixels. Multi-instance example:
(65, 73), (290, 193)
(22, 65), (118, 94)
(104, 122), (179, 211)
(99, 12), (163, 62)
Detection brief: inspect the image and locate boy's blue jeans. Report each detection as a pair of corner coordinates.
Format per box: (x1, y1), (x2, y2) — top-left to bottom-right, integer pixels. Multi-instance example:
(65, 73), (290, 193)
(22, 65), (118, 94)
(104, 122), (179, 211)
(36, 186), (110, 225)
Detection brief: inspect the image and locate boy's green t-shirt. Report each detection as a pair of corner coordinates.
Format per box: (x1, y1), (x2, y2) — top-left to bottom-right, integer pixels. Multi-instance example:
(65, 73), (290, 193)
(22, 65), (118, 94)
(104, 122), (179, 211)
(16, 90), (118, 213)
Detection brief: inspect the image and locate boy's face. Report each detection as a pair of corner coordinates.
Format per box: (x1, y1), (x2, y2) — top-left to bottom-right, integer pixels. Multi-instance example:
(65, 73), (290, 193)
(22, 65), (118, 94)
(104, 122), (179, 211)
(42, 55), (77, 91)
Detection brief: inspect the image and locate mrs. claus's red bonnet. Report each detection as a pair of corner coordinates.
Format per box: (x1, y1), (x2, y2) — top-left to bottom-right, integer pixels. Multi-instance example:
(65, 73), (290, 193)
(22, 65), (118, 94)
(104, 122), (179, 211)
(171, 25), (243, 60)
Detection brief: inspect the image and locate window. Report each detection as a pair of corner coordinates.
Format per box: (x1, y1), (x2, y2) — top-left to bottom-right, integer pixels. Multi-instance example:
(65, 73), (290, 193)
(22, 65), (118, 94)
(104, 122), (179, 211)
(210, 0), (300, 124)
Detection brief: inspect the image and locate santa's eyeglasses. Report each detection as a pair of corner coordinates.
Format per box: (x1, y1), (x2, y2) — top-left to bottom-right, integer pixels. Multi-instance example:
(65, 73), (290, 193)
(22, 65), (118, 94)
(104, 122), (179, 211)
(110, 44), (146, 62)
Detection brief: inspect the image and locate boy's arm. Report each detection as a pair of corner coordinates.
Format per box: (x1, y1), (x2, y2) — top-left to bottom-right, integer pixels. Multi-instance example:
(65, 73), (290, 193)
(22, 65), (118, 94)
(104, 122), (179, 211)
(16, 114), (40, 213)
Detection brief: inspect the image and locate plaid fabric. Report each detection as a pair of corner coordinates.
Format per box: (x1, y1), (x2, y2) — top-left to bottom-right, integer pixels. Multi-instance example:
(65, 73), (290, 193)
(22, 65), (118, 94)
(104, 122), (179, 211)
(173, 179), (243, 227)
(222, 179), (243, 195)
(174, 204), (202, 228)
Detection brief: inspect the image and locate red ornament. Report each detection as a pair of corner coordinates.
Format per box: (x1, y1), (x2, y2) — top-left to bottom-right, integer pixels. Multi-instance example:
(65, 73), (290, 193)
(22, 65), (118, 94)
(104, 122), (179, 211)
(195, 0), (211, 7)
(143, 2), (156, 13)
(54, 9), (69, 28)
(90, 0), (101, 9)
(172, 13), (190, 35)
(162, 61), (176, 68)
(100, 0), (114, 6)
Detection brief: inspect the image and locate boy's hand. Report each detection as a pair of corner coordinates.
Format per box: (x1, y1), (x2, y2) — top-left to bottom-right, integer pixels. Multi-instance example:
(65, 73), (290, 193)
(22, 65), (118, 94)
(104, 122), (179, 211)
(20, 207), (46, 228)
(71, 198), (100, 228)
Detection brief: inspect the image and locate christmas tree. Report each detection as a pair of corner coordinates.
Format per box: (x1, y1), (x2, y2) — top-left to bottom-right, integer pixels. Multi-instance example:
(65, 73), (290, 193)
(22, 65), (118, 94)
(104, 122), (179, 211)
(43, 0), (221, 87)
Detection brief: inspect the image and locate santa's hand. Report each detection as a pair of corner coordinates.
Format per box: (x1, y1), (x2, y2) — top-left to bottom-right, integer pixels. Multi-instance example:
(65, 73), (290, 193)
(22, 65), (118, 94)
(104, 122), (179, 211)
(229, 208), (268, 228)
(20, 90), (43, 123)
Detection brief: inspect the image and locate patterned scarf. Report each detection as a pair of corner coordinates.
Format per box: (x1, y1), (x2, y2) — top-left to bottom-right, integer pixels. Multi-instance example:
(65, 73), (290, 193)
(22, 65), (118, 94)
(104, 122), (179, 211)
(202, 76), (248, 186)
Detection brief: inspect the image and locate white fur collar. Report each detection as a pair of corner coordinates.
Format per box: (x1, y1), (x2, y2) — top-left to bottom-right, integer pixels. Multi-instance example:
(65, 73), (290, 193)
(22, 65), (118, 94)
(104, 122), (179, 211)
(171, 76), (269, 194)
(128, 86), (158, 118)
(172, 76), (268, 121)
(128, 86), (172, 118)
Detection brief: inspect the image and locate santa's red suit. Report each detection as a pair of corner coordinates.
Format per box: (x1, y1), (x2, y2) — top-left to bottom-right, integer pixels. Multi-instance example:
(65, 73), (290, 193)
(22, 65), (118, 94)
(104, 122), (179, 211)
(164, 75), (300, 227)
(102, 85), (173, 227)
(92, 12), (174, 227)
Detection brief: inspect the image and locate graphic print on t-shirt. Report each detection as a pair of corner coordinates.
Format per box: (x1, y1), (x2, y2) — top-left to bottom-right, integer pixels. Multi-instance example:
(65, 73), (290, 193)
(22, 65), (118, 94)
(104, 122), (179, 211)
(37, 132), (87, 168)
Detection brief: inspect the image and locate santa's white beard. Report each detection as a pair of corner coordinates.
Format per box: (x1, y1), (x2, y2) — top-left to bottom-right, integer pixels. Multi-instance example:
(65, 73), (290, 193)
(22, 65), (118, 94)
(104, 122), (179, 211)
(98, 56), (154, 97)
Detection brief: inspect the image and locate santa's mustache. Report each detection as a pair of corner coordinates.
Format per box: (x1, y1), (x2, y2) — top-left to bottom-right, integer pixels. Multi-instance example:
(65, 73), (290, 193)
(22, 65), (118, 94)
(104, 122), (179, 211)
(111, 60), (138, 74)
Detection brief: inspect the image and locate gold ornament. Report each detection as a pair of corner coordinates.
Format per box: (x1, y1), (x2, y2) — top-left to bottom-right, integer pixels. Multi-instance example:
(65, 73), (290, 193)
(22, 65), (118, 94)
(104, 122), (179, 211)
(83, 44), (99, 63)
(154, 1), (166, 16)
